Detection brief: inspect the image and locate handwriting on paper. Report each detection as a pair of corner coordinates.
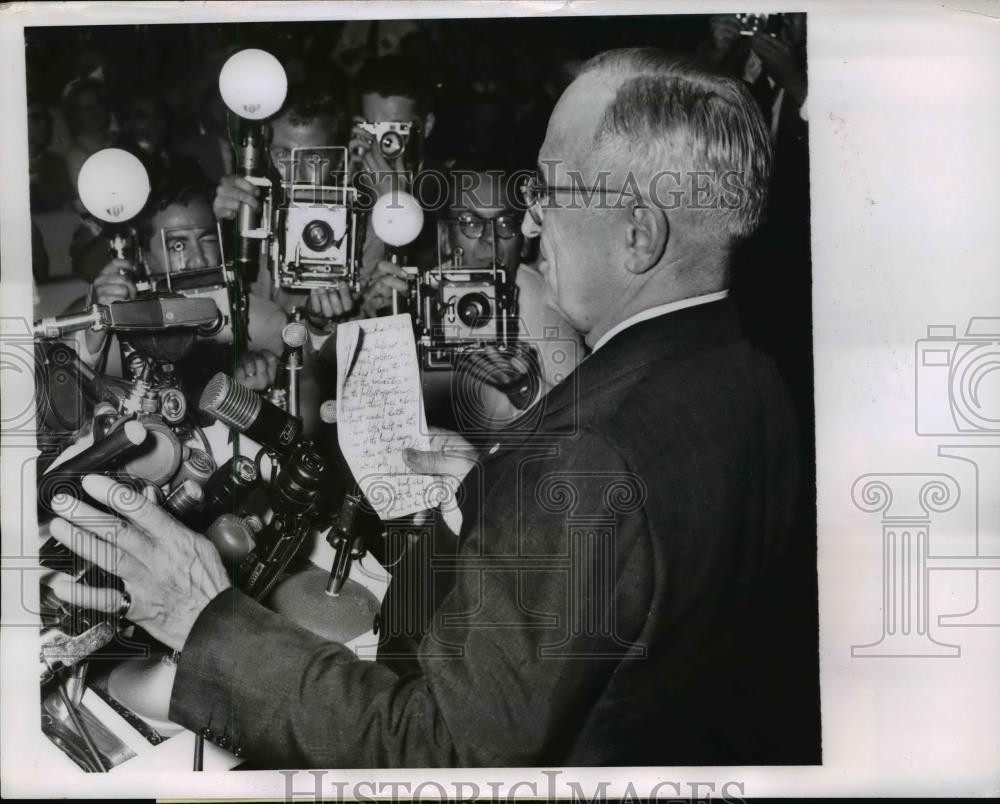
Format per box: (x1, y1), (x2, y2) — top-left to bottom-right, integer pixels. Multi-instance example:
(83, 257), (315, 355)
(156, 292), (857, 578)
(336, 314), (434, 520)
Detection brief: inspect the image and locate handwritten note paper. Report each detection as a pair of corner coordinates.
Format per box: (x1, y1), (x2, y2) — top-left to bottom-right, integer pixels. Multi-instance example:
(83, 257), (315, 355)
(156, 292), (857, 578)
(336, 314), (434, 520)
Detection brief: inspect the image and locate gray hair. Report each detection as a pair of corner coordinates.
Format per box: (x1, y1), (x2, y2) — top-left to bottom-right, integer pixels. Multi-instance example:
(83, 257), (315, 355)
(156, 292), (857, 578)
(580, 48), (774, 244)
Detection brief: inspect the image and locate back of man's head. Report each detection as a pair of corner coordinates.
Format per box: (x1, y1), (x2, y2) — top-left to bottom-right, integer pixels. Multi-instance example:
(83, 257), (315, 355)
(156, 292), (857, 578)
(579, 48), (773, 247)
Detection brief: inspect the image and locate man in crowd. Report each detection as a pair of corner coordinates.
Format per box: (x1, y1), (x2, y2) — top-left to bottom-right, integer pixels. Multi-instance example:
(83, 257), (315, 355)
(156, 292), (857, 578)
(27, 93), (74, 213)
(421, 157), (585, 432)
(49, 49), (806, 766)
(211, 77), (402, 375)
(213, 57), (440, 380)
(69, 182), (288, 400)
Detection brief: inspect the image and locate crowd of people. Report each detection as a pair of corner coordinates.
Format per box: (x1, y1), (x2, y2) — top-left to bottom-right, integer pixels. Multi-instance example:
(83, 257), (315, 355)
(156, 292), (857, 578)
(27, 15), (810, 411)
(32, 13), (819, 768)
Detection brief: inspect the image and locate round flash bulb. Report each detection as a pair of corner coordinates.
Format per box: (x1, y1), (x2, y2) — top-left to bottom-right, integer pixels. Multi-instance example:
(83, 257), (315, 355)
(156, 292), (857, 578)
(77, 148), (151, 223)
(218, 48), (288, 120)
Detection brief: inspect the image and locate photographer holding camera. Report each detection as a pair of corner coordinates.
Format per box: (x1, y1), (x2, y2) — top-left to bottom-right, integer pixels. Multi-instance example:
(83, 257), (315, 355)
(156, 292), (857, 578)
(425, 158), (585, 430)
(347, 56), (442, 318)
(50, 48), (808, 767)
(211, 83), (359, 338)
(71, 182), (287, 393)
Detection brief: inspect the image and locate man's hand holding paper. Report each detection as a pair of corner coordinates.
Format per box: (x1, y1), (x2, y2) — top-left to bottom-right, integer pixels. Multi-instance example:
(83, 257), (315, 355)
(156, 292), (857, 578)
(336, 314), (472, 526)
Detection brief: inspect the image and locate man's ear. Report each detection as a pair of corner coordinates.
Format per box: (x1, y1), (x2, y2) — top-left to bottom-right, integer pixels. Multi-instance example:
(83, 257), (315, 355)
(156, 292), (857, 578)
(623, 202), (668, 274)
(422, 112), (436, 142)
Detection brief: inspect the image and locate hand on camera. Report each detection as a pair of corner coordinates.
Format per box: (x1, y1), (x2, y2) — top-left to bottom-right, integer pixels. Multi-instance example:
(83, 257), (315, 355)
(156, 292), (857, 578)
(360, 260), (411, 318)
(90, 258), (138, 305)
(349, 125), (411, 197)
(213, 175), (261, 222)
(46, 474), (231, 653)
(84, 259), (138, 354)
(234, 349), (279, 391)
(402, 427), (478, 536)
(304, 283), (356, 332)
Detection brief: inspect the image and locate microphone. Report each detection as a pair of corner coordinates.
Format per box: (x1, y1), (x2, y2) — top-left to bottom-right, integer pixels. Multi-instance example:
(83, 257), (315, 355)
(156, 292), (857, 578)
(199, 372), (303, 455)
(39, 420), (148, 508)
(282, 321), (308, 351)
(279, 321), (307, 417)
(38, 420), (149, 587)
(206, 513), (261, 566)
(163, 479), (204, 519)
(33, 297), (220, 339)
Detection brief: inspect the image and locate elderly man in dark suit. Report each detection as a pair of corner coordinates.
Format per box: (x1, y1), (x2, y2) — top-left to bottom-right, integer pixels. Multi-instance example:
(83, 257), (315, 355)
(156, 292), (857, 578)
(48, 48), (805, 767)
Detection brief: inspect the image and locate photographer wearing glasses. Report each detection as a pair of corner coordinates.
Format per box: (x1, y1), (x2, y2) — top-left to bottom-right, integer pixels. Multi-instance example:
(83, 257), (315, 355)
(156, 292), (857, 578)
(425, 159), (585, 431)
(49, 49), (806, 767)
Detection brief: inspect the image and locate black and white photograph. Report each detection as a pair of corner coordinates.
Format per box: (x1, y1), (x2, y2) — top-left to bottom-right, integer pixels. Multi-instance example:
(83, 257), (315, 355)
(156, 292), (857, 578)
(0, 1), (996, 800)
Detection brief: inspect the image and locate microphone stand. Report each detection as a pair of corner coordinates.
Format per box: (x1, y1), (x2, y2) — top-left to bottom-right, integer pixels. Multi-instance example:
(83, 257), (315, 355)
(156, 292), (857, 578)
(325, 485), (364, 597)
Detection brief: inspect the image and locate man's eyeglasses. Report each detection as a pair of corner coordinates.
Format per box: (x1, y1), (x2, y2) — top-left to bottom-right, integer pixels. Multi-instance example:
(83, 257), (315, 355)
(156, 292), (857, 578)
(519, 176), (642, 226)
(453, 213), (522, 241)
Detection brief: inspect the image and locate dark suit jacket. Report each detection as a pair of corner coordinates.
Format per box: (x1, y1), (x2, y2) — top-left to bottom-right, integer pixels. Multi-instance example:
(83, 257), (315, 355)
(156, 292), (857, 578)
(169, 298), (803, 767)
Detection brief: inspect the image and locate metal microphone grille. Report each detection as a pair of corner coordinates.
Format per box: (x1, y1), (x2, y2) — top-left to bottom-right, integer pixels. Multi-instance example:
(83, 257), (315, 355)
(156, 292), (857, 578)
(282, 322), (308, 349)
(164, 479), (204, 518)
(199, 372), (261, 431)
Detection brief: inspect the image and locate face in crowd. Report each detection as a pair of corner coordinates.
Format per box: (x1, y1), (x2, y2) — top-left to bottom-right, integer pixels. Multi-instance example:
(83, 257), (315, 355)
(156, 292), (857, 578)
(65, 86), (110, 139)
(356, 91), (435, 168)
(143, 197), (222, 276)
(267, 113), (341, 185)
(444, 171), (524, 270)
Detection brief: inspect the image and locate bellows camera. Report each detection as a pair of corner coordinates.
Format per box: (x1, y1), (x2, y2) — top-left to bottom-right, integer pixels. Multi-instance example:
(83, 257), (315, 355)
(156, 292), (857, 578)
(355, 121), (413, 161)
(274, 146), (363, 290)
(409, 218), (519, 370)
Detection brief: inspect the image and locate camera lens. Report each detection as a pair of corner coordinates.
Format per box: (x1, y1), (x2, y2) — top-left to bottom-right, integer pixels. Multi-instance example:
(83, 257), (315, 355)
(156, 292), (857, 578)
(380, 131), (404, 159)
(303, 220), (334, 251)
(457, 292), (492, 330)
(197, 309), (225, 337)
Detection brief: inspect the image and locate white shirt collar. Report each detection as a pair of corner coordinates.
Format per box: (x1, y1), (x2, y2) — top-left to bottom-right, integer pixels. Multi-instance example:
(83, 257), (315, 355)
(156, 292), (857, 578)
(591, 290), (730, 353)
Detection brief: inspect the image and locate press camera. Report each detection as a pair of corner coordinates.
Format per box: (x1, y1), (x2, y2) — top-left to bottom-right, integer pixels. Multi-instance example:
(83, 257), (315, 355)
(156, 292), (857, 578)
(272, 146), (364, 291)
(407, 216), (519, 371)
